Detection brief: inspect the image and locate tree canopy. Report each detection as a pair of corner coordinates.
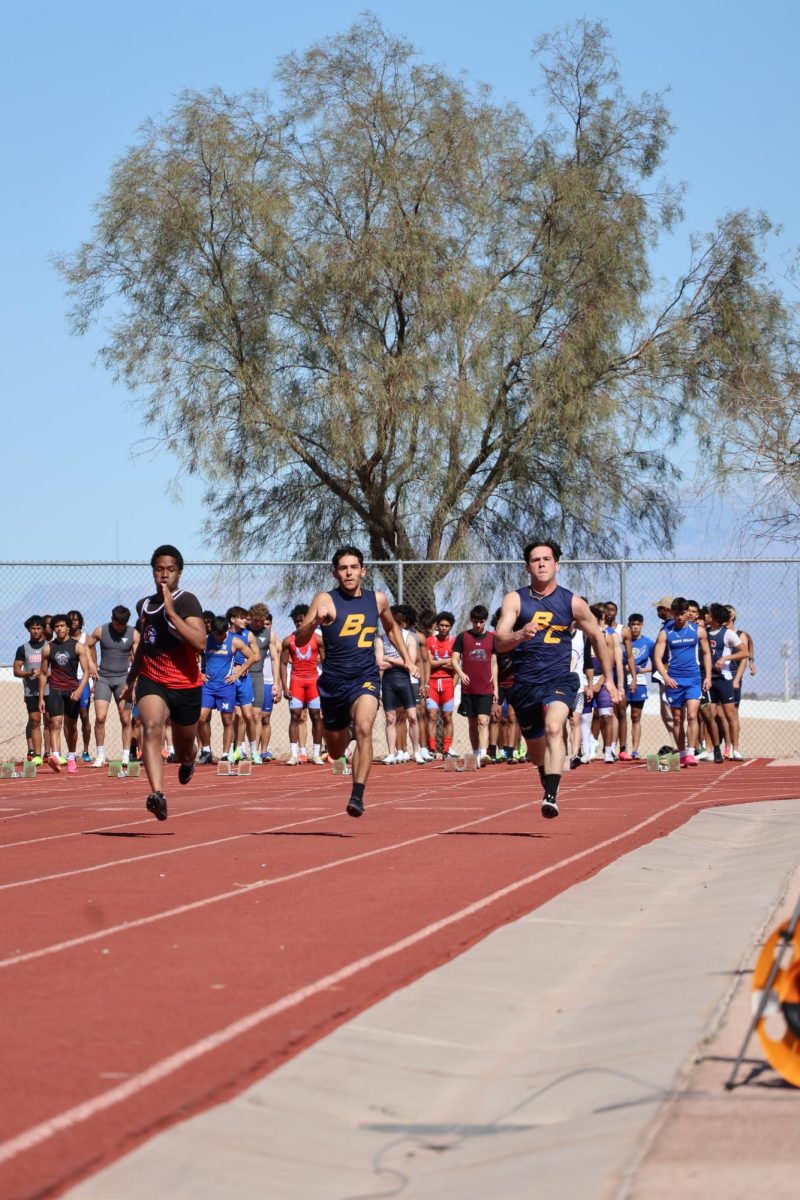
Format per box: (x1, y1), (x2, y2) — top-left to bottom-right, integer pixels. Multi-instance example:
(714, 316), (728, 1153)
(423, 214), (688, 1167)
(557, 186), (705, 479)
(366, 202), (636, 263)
(59, 16), (797, 565)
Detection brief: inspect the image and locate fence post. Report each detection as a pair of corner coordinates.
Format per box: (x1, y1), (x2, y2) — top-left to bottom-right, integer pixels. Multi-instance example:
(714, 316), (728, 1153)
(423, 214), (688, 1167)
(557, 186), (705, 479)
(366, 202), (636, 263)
(397, 560), (404, 604)
(619, 559), (627, 622)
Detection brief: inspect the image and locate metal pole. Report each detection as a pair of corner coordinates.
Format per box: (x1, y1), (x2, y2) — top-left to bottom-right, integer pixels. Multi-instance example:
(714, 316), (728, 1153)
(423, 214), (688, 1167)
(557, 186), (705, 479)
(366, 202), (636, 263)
(619, 560), (627, 621)
(397, 560), (404, 604)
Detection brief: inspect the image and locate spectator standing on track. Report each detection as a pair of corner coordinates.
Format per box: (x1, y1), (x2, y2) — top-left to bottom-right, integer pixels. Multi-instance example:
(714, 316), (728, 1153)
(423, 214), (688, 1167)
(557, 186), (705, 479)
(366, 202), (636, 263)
(247, 603), (282, 762)
(14, 616), (48, 765)
(281, 604), (326, 765)
(653, 596), (712, 768)
(651, 596), (677, 751)
(413, 609), (434, 760)
(85, 606), (139, 770)
(67, 610), (94, 762)
(197, 616), (256, 763)
(603, 602), (637, 759)
(227, 605), (262, 763)
(379, 603), (423, 765)
(120, 545), (206, 822)
(38, 614), (95, 774)
(494, 539), (620, 819)
(705, 603), (747, 761)
(452, 605), (499, 768)
(294, 545), (417, 818)
(626, 613), (655, 760)
(426, 611), (457, 758)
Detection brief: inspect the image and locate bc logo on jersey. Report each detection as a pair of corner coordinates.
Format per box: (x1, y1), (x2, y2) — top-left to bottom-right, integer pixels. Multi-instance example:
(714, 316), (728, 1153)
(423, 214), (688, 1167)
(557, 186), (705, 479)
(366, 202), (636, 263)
(362, 681), (376, 691)
(532, 611), (568, 644)
(339, 613), (377, 648)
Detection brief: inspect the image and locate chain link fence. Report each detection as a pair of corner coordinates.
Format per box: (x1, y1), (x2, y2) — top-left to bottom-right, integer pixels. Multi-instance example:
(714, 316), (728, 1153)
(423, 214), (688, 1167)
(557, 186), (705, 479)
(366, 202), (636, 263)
(1, 558), (798, 762)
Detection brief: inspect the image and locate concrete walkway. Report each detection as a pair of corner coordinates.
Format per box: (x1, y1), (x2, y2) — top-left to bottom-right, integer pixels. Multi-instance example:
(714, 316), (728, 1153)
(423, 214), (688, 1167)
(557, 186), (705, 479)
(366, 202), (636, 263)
(66, 799), (800, 1200)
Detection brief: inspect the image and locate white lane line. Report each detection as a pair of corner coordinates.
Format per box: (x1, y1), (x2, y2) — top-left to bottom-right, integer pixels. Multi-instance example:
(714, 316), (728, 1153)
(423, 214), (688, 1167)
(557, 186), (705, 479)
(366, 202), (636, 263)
(0, 773), (738, 1169)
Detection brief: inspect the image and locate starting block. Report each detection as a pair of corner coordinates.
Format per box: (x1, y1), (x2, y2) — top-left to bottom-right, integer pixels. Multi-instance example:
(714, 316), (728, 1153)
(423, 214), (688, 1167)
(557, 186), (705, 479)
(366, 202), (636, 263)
(0, 761), (36, 779)
(107, 761), (141, 778)
(444, 756), (479, 773)
(217, 758), (251, 776)
(646, 753), (681, 773)
(332, 757), (352, 775)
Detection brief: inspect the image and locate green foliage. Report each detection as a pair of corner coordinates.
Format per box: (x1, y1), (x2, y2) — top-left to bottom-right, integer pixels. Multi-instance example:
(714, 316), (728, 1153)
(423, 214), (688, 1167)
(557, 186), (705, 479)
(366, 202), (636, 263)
(58, 16), (793, 564)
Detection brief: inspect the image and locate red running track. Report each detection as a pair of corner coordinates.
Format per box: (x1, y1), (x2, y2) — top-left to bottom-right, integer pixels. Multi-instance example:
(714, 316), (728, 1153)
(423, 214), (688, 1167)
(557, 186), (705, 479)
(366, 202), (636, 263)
(0, 757), (797, 1199)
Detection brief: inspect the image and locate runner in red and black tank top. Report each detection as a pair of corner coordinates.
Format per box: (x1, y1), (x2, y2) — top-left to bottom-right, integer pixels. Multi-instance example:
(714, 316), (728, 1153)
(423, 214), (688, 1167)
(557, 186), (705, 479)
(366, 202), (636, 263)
(123, 545), (207, 823)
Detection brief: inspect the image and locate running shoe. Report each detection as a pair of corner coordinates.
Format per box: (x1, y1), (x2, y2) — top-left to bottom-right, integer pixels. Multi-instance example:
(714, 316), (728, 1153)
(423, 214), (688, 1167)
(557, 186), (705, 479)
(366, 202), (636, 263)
(178, 761), (195, 786)
(252, 752), (263, 766)
(630, 751), (641, 760)
(262, 750), (274, 762)
(26, 749), (34, 761)
(346, 793), (364, 818)
(59, 756), (68, 765)
(723, 746), (732, 759)
(286, 755), (299, 766)
(617, 750), (632, 761)
(81, 751), (92, 763)
(167, 752), (179, 764)
(146, 791), (168, 821)
(298, 750), (309, 765)
(66, 758), (78, 774)
(570, 756), (582, 770)
(311, 753), (325, 766)
(47, 753), (61, 773)
(579, 751), (593, 764)
(603, 750), (616, 763)
(444, 749), (460, 759)
(161, 748), (170, 761)
(695, 750), (712, 762)
(197, 749), (214, 765)
(381, 753), (397, 765)
(731, 750), (744, 761)
(713, 747), (724, 764)
(32, 755), (43, 766)
(396, 751), (410, 763)
(414, 749), (427, 764)
(92, 757), (107, 768)
(657, 745), (674, 756)
(682, 754), (699, 767)
(541, 793), (559, 819)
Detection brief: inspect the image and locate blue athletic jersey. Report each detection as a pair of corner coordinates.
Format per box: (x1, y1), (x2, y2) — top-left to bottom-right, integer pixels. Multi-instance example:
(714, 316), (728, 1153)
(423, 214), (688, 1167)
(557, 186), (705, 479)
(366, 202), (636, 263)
(203, 631), (237, 684)
(631, 635), (655, 673)
(510, 584), (574, 686)
(664, 622), (700, 681)
(321, 588), (380, 680)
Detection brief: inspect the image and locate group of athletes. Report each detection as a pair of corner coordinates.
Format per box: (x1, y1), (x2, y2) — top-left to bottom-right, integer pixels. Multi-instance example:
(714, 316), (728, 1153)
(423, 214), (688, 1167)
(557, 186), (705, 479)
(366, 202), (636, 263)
(12, 539), (755, 821)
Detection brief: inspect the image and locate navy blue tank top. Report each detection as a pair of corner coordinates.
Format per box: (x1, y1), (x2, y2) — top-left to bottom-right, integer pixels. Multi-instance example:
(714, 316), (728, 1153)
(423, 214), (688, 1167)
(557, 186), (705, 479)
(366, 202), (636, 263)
(511, 584), (575, 685)
(321, 588), (380, 679)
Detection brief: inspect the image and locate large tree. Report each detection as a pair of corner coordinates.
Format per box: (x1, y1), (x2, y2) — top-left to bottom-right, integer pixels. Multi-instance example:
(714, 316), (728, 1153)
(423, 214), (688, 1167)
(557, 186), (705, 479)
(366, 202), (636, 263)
(59, 16), (794, 570)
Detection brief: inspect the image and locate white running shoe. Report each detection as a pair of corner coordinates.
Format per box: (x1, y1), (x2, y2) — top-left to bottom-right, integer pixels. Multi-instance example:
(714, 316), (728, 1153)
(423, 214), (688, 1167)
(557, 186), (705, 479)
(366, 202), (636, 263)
(396, 751), (410, 763)
(286, 755), (299, 766)
(414, 749), (427, 764)
(603, 749), (616, 763)
(311, 753), (325, 765)
(731, 750), (744, 761)
(695, 750), (712, 761)
(92, 757), (107, 768)
(381, 753), (397, 765)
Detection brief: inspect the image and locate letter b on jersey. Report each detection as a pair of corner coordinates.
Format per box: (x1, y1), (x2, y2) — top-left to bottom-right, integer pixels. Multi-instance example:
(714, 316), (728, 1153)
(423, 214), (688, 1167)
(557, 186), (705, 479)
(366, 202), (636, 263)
(339, 613), (376, 648)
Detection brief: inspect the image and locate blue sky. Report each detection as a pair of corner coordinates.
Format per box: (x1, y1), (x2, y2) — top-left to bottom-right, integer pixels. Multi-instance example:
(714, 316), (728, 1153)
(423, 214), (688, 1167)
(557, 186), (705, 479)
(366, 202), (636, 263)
(2, 0), (797, 562)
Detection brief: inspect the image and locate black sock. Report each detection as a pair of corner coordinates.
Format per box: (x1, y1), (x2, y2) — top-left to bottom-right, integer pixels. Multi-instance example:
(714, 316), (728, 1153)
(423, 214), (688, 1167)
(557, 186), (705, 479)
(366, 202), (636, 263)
(488, 743), (497, 758)
(543, 773), (560, 797)
(537, 765), (546, 784)
(351, 782), (365, 802)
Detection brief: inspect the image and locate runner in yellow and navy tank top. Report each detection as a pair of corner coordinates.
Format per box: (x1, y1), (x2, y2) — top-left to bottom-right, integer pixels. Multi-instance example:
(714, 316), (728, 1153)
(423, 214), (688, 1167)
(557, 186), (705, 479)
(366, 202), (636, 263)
(293, 546), (418, 818)
(495, 539), (620, 820)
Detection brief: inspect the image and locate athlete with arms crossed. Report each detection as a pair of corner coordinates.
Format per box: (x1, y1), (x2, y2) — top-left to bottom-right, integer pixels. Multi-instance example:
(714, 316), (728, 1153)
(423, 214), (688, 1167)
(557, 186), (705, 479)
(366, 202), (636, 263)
(495, 539), (621, 819)
(294, 545), (418, 818)
(121, 545), (206, 821)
